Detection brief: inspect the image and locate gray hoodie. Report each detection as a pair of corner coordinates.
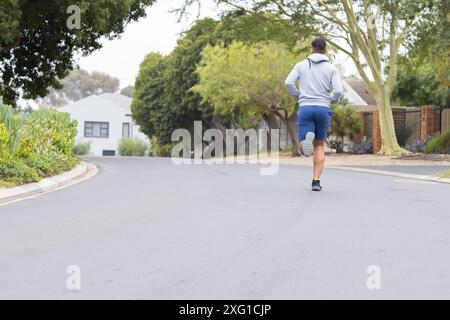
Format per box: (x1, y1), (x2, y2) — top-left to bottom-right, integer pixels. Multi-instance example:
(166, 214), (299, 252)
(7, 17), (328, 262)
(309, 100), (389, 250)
(284, 53), (343, 108)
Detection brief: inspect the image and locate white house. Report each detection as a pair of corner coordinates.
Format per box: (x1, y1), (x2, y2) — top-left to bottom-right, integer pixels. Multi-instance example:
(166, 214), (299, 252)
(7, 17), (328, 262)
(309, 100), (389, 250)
(60, 93), (150, 156)
(342, 79), (377, 107)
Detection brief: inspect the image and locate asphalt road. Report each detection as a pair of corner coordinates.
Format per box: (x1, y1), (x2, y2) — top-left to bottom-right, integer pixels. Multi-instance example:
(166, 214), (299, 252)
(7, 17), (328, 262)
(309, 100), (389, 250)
(1, 157), (450, 299)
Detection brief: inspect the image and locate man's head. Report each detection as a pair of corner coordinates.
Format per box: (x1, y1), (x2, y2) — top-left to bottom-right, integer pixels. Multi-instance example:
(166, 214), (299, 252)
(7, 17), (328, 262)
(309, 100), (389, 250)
(311, 38), (327, 54)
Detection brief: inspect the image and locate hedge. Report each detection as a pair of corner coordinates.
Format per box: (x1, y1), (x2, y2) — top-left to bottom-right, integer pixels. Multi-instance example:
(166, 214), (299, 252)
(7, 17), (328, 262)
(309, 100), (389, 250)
(425, 129), (450, 154)
(0, 104), (79, 187)
(118, 138), (148, 157)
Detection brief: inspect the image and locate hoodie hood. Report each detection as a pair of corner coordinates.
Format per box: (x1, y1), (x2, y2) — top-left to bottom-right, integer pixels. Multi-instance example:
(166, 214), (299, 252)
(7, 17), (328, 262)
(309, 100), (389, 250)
(308, 53), (330, 63)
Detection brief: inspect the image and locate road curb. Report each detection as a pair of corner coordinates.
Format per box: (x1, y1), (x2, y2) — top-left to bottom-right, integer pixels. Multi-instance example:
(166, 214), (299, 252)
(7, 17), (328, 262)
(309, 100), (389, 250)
(0, 161), (99, 205)
(329, 166), (450, 185)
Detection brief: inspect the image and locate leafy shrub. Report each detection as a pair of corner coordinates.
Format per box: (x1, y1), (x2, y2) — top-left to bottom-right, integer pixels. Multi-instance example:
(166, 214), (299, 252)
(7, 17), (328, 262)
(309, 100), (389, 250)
(352, 138), (373, 154)
(0, 104), (79, 187)
(0, 104), (27, 158)
(0, 123), (9, 160)
(19, 108), (77, 157)
(118, 138), (148, 157)
(150, 137), (174, 157)
(0, 159), (40, 184)
(425, 130), (450, 154)
(73, 141), (91, 156)
(405, 134), (436, 153)
(327, 103), (362, 153)
(25, 154), (78, 177)
(24, 154), (55, 177)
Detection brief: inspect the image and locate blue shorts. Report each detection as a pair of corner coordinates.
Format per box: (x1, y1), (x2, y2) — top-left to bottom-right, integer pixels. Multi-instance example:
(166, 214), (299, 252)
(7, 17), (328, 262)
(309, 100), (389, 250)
(297, 106), (333, 141)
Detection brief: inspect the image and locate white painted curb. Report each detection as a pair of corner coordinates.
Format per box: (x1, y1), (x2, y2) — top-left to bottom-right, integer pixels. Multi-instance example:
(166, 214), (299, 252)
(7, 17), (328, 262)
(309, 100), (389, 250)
(329, 166), (450, 185)
(0, 161), (98, 204)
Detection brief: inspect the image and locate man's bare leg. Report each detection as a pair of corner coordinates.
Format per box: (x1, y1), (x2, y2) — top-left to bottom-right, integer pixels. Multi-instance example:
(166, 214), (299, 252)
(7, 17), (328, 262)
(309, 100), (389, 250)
(313, 140), (325, 181)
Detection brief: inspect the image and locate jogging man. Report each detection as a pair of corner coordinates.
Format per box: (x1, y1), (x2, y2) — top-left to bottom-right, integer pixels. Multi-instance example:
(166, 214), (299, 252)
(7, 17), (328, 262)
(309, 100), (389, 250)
(285, 38), (343, 191)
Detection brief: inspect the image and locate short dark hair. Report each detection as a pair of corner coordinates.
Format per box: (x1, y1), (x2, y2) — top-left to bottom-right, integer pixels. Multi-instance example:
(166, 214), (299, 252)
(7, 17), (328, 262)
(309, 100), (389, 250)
(311, 38), (327, 52)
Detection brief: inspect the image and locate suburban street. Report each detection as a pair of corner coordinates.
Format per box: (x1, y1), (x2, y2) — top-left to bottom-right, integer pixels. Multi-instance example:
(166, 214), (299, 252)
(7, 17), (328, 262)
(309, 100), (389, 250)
(1, 157), (449, 299)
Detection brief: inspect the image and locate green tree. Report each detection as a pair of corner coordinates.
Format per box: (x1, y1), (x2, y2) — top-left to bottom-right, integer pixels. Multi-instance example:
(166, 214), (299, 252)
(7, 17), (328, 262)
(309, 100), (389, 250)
(160, 18), (219, 141)
(193, 41), (304, 155)
(393, 1), (449, 106)
(213, 11), (304, 51)
(0, 0), (155, 106)
(36, 69), (120, 107)
(131, 52), (171, 143)
(131, 18), (219, 146)
(181, 0), (446, 155)
(392, 56), (450, 106)
(132, 14), (303, 148)
(120, 85), (135, 98)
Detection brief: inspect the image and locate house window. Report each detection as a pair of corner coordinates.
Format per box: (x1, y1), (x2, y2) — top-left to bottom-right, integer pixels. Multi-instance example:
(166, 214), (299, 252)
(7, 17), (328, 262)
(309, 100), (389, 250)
(84, 122), (109, 138)
(122, 122), (130, 138)
(102, 150), (116, 156)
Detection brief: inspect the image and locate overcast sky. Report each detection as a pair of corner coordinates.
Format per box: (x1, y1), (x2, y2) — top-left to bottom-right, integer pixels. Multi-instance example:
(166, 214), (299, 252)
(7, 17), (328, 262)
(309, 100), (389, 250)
(76, 0), (357, 89)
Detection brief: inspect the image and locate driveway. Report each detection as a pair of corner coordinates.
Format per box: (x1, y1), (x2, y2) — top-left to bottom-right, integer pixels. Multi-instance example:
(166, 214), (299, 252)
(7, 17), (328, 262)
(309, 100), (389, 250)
(1, 157), (449, 299)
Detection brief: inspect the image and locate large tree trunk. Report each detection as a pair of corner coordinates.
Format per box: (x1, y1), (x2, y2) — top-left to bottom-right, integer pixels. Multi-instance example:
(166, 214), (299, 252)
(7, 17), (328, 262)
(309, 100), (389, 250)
(263, 113), (280, 130)
(286, 120), (300, 157)
(375, 90), (408, 156)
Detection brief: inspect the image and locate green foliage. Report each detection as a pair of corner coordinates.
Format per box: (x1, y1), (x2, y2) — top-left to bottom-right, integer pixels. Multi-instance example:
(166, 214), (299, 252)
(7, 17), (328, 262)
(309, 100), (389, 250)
(193, 40), (304, 152)
(73, 141), (91, 156)
(0, 123), (9, 160)
(132, 52), (173, 144)
(405, 0), (449, 93)
(132, 14), (303, 146)
(193, 41), (300, 122)
(150, 137), (175, 158)
(0, 103), (79, 187)
(18, 108), (78, 157)
(392, 56), (450, 106)
(425, 130), (450, 154)
(118, 138), (148, 157)
(132, 19), (222, 145)
(0, 159), (40, 184)
(327, 102), (362, 153)
(120, 85), (135, 98)
(0, 104), (27, 158)
(0, 0), (156, 106)
(25, 153), (79, 177)
(213, 12), (305, 52)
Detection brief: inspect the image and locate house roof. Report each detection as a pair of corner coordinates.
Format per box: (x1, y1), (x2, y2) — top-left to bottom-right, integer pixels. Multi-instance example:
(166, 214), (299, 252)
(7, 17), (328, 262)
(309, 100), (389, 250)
(60, 93), (132, 113)
(344, 79), (377, 106)
(98, 93), (133, 113)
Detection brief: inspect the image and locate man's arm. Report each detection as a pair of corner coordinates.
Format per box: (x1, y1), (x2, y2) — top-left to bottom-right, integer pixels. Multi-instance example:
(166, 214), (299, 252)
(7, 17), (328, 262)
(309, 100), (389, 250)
(284, 64), (300, 99)
(331, 69), (343, 104)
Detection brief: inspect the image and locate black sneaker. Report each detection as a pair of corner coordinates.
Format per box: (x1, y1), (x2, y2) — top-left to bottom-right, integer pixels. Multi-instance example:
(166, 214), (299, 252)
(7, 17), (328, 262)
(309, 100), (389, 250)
(312, 180), (322, 191)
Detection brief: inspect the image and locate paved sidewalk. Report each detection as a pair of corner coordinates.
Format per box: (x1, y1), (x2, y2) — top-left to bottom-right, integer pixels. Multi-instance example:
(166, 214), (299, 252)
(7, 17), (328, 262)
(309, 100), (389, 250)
(277, 153), (450, 167)
(237, 153), (450, 184)
(0, 161), (98, 205)
(352, 166), (450, 176)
